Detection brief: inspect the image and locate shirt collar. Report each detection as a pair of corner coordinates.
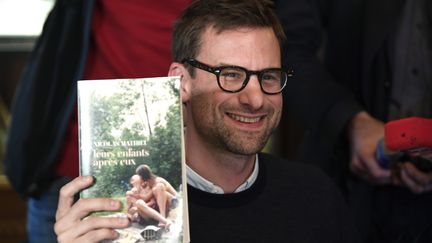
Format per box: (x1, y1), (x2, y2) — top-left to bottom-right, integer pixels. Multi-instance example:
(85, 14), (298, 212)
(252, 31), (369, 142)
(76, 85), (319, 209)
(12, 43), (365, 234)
(186, 154), (259, 194)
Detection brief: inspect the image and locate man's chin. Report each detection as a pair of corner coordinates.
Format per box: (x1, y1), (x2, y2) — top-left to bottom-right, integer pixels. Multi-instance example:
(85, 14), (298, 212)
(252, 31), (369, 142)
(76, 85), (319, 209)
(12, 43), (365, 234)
(225, 139), (267, 155)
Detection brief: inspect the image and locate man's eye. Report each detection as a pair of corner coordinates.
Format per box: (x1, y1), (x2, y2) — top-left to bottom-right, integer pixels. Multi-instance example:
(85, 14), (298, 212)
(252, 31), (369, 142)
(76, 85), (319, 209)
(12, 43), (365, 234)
(221, 69), (244, 80)
(222, 72), (241, 78)
(262, 72), (279, 81)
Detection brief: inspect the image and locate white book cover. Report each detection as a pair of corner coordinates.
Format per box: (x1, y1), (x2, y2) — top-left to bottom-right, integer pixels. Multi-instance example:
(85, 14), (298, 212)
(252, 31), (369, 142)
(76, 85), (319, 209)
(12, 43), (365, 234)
(77, 76), (188, 243)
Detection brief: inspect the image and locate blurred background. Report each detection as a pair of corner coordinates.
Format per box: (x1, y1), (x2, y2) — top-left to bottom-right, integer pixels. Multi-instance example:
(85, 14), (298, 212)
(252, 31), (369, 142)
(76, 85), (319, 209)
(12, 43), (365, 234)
(0, 0), (54, 242)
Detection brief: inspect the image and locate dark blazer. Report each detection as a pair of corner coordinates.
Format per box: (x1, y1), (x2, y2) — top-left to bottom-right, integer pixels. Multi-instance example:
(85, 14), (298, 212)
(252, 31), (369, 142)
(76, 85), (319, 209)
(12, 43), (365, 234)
(277, 0), (432, 242)
(4, 0), (94, 197)
(276, 0), (363, 182)
(277, 0), (408, 191)
(322, 0), (405, 119)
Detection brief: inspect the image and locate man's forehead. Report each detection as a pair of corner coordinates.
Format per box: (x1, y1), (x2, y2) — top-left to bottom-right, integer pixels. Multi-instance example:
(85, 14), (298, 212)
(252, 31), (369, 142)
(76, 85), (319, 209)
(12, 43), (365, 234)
(196, 26), (280, 65)
(198, 26), (276, 51)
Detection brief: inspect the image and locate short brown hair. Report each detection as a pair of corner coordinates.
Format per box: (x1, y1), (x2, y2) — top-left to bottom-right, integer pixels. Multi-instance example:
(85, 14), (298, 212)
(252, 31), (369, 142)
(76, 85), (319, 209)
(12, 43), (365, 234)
(172, 0), (286, 64)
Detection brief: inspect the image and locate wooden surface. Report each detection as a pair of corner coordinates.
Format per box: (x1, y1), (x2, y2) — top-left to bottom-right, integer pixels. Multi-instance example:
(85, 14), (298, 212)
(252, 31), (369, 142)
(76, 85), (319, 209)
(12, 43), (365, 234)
(0, 37), (35, 243)
(0, 176), (27, 243)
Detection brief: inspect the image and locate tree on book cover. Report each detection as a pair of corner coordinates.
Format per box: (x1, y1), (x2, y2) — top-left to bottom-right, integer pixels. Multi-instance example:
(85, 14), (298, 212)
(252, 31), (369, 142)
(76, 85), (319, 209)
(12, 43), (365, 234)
(78, 77), (186, 242)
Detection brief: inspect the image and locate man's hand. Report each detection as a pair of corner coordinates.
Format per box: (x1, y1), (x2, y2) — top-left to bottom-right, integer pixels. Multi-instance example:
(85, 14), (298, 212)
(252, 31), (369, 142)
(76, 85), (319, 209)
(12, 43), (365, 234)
(348, 111), (391, 184)
(54, 176), (130, 243)
(393, 162), (432, 194)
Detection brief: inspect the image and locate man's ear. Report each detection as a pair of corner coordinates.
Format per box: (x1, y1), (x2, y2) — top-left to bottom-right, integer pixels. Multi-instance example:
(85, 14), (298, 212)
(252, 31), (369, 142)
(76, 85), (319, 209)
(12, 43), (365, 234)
(168, 62), (191, 103)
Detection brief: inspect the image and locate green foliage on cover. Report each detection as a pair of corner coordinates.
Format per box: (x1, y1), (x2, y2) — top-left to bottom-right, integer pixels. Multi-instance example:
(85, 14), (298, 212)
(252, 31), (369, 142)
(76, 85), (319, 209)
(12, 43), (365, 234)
(80, 78), (182, 198)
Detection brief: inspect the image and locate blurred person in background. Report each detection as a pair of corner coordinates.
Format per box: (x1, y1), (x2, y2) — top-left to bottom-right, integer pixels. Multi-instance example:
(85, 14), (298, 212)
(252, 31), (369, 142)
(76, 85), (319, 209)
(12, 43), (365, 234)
(4, 0), (190, 242)
(276, 0), (432, 242)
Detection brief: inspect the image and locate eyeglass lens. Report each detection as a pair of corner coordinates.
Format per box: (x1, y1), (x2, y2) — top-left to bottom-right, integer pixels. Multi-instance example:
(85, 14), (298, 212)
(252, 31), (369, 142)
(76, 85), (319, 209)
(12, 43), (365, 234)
(219, 67), (286, 93)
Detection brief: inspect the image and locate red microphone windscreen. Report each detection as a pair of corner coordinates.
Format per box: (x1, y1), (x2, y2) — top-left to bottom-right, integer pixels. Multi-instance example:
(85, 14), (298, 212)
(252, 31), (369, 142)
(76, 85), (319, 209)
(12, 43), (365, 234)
(384, 117), (432, 152)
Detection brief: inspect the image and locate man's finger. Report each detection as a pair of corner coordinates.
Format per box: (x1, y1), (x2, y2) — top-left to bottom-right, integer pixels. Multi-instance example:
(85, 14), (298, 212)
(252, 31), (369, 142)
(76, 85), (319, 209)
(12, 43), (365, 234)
(350, 156), (366, 175)
(390, 164), (402, 186)
(403, 163), (432, 186)
(400, 168), (423, 194)
(362, 157), (391, 184)
(55, 198), (123, 234)
(56, 176), (94, 221)
(57, 216), (129, 243)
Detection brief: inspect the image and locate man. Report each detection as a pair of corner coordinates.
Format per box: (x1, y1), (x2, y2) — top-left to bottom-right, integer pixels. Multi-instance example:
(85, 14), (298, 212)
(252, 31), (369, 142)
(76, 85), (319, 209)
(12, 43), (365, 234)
(54, 0), (359, 242)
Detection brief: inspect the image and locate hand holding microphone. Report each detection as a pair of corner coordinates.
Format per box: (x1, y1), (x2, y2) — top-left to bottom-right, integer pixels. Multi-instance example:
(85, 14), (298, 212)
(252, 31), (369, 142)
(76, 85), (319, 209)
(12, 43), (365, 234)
(376, 117), (432, 193)
(377, 117), (432, 171)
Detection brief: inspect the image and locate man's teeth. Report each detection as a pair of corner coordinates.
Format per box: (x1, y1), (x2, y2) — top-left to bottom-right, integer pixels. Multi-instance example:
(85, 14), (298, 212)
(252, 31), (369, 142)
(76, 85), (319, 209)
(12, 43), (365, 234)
(230, 114), (261, 123)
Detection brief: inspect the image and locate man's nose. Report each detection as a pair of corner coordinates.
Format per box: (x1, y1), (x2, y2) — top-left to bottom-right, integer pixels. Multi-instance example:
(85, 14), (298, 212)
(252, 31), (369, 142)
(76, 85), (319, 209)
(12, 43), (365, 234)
(238, 75), (264, 110)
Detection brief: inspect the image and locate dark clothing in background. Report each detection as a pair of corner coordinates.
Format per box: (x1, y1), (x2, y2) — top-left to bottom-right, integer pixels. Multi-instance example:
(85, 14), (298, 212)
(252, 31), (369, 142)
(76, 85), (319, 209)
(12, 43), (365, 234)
(276, 0), (432, 242)
(389, 0), (432, 119)
(5, 0), (89, 197)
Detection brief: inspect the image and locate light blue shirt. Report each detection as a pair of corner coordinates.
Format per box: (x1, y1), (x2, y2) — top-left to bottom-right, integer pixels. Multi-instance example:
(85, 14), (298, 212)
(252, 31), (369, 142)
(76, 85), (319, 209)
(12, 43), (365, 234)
(186, 154), (259, 194)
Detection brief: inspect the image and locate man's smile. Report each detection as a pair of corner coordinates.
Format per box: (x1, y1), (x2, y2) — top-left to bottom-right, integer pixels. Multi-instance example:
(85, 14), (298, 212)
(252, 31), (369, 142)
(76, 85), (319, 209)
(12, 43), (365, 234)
(226, 112), (265, 124)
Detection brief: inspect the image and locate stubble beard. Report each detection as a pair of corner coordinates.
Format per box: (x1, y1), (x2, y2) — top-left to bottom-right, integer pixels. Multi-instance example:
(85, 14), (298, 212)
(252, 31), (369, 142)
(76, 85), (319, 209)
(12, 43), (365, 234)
(191, 94), (281, 156)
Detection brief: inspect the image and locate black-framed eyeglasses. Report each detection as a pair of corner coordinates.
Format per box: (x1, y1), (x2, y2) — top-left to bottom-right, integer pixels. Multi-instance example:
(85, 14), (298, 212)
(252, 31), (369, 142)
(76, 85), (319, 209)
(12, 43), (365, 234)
(182, 58), (293, 95)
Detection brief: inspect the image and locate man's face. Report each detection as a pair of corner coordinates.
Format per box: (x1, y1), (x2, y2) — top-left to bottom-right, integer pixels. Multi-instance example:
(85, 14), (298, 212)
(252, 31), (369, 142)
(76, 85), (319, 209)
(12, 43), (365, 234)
(185, 27), (282, 156)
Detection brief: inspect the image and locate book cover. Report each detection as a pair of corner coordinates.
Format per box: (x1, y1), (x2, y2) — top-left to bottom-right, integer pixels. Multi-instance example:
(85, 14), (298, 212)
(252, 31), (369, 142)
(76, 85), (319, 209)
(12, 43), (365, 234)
(78, 76), (188, 242)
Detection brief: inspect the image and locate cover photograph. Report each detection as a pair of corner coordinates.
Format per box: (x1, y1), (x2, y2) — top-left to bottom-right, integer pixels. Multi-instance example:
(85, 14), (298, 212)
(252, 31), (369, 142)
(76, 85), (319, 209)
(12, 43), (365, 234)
(77, 76), (188, 243)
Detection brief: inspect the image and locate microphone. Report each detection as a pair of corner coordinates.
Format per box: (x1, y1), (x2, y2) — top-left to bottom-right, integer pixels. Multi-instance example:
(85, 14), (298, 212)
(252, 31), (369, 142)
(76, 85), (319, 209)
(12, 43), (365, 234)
(384, 117), (432, 152)
(376, 117), (432, 171)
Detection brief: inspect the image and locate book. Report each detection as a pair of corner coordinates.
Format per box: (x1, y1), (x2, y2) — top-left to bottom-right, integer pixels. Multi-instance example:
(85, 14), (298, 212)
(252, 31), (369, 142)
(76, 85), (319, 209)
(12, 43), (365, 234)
(77, 76), (188, 243)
